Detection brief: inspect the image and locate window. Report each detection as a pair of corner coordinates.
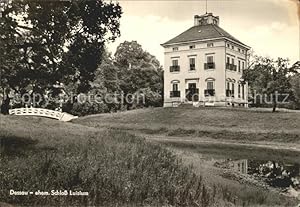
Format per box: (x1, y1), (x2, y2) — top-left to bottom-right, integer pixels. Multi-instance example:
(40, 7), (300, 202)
(238, 84), (241, 98)
(231, 45), (234, 50)
(205, 78), (215, 96)
(227, 82), (230, 90)
(231, 58), (235, 65)
(172, 59), (178, 66)
(238, 48), (241, 52)
(172, 47), (178, 51)
(207, 56), (214, 63)
(242, 84), (245, 99)
(188, 83), (196, 89)
(242, 61), (245, 70)
(173, 83), (178, 91)
(170, 82), (180, 97)
(227, 44), (230, 48)
(170, 59), (180, 72)
(189, 58), (195, 70)
(232, 83), (235, 96)
(226, 81), (232, 97)
(238, 60), (241, 72)
(227, 57), (230, 64)
(207, 43), (214, 47)
(189, 45), (195, 49)
(207, 81), (214, 90)
(205, 56), (215, 69)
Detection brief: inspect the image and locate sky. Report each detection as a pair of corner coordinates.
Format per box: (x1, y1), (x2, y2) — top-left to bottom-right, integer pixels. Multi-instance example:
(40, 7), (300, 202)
(107, 0), (300, 66)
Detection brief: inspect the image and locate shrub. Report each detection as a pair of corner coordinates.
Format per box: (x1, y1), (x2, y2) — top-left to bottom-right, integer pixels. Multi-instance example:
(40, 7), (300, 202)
(128, 88), (162, 110)
(64, 101), (110, 116)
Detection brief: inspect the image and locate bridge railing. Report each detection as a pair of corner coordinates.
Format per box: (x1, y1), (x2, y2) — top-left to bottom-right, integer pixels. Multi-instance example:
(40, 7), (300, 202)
(9, 108), (78, 122)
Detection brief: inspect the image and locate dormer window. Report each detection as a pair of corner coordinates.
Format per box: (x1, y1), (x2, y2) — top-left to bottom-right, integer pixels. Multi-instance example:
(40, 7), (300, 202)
(189, 45), (195, 49)
(207, 43), (214, 47)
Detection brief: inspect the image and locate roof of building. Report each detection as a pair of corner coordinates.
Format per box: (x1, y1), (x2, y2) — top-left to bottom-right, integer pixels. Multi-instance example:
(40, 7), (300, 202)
(162, 24), (249, 48)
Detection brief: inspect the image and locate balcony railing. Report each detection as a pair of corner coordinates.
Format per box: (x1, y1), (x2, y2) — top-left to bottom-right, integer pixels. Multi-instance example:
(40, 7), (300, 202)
(226, 63), (237, 71)
(232, 65), (237, 71)
(190, 64), (195, 71)
(204, 89), (215, 97)
(170, 65), (180, 72)
(204, 62), (215, 69)
(226, 63), (236, 71)
(170, 91), (180, 98)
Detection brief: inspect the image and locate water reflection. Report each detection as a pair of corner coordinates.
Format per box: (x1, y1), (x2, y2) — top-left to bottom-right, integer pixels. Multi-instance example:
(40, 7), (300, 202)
(231, 159), (248, 174)
(247, 160), (300, 189)
(215, 159), (300, 194)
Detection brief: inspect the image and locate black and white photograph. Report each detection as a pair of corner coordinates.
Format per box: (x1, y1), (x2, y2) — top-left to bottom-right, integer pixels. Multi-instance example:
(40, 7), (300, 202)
(0, 0), (300, 206)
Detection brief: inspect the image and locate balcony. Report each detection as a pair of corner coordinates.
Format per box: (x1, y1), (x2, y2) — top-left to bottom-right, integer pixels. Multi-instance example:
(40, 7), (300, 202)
(170, 65), (180, 72)
(226, 63), (237, 71)
(232, 65), (237, 71)
(170, 91), (180, 98)
(190, 64), (195, 71)
(204, 89), (215, 97)
(204, 62), (215, 70)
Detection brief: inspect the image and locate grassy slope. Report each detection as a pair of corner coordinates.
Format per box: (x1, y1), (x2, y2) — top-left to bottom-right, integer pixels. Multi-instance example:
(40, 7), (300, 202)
(1, 115), (220, 207)
(74, 106), (300, 158)
(74, 107), (300, 206)
(74, 107), (300, 161)
(1, 108), (299, 206)
(75, 107), (300, 134)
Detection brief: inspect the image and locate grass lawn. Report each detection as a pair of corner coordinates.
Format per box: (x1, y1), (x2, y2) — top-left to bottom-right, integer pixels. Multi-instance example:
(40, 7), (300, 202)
(1, 115), (218, 207)
(74, 107), (300, 206)
(75, 107), (300, 134)
(75, 107), (300, 147)
(1, 107), (300, 206)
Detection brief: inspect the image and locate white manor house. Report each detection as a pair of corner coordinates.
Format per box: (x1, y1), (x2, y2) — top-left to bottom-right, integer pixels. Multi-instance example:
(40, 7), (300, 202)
(161, 13), (250, 107)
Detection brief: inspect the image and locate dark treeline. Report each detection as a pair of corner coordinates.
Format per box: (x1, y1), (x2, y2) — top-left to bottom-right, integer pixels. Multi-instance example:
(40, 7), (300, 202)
(0, 0), (162, 116)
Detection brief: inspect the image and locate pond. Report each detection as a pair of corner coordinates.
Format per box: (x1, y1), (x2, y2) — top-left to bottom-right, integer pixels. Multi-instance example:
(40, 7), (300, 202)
(214, 159), (300, 198)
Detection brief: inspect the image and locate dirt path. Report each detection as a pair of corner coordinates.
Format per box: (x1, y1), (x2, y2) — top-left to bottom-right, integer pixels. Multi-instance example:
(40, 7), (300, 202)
(142, 134), (300, 152)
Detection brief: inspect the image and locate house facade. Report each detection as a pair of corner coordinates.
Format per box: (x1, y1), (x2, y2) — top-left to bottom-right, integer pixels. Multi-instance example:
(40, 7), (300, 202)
(161, 13), (250, 107)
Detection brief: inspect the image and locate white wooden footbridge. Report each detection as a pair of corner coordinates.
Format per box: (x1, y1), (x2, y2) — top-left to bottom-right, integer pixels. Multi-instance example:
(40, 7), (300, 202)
(9, 108), (78, 122)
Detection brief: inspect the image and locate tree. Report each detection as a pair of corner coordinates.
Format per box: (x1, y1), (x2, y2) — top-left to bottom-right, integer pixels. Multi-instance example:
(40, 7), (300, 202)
(115, 41), (162, 92)
(0, 0), (122, 113)
(290, 74), (300, 109)
(243, 56), (298, 112)
(114, 41), (163, 108)
(290, 62), (300, 109)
